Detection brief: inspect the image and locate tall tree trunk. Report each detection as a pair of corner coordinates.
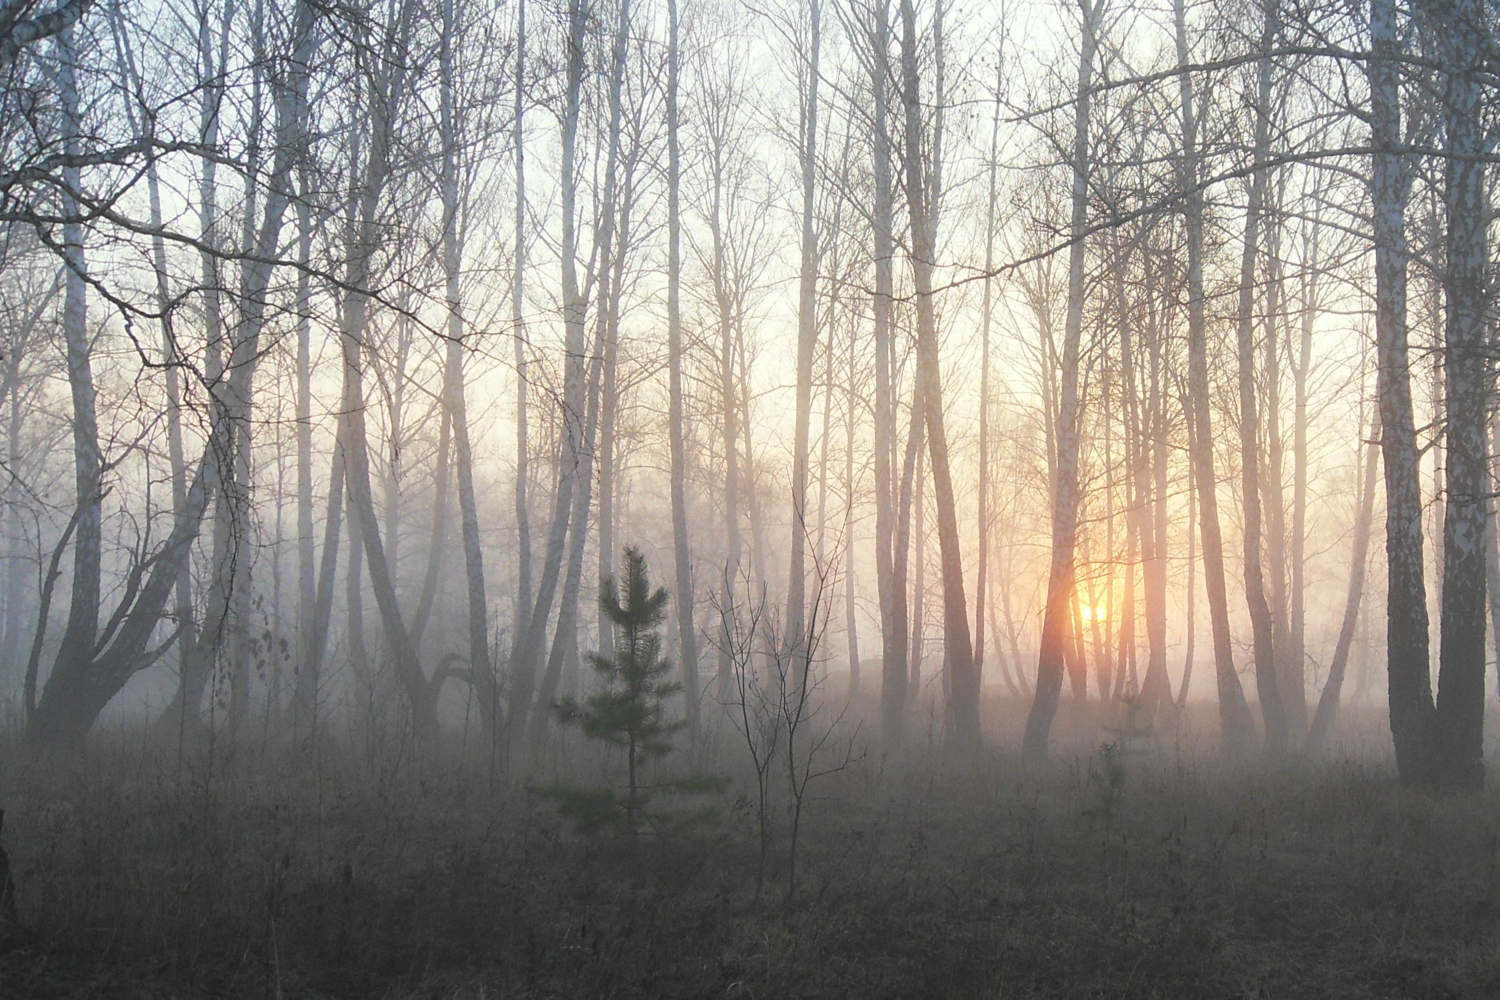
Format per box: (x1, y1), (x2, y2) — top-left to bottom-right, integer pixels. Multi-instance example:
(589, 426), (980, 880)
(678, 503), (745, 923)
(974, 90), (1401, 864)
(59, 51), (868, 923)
(157, 0), (233, 735)
(40, 26), (103, 744)
(1431, 0), (1487, 793)
(1372, 0), (1435, 788)
(532, 322), (607, 739)
(909, 423), (925, 703)
(975, 62), (1000, 719)
(533, 0), (633, 741)
(1176, 424), (1197, 715)
(844, 313), (860, 700)
(224, 0), (273, 736)
(509, 0), (587, 735)
(709, 129), (741, 699)
(1263, 207), (1299, 736)
(786, 0), (822, 660)
(897, 0), (978, 749)
(337, 19), (438, 736)
(297, 445), (343, 739)
(512, 0), (533, 650)
(440, 0), (496, 737)
(347, 476), (368, 684)
(667, 0), (700, 732)
(1288, 216), (1321, 743)
(1488, 410), (1500, 699)
(291, 166), (327, 739)
(1023, 0), (1098, 758)
(1173, 0), (1255, 755)
(1234, 0), (1288, 758)
(1138, 268), (1170, 718)
(868, 0), (908, 744)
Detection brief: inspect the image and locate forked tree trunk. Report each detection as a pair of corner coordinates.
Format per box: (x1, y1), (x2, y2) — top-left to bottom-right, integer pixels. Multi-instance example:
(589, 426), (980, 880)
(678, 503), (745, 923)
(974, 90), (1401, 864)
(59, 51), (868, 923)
(30, 2), (318, 749)
(532, 0), (632, 743)
(109, 11), (205, 738)
(509, 0), (587, 735)
(337, 15), (438, 736)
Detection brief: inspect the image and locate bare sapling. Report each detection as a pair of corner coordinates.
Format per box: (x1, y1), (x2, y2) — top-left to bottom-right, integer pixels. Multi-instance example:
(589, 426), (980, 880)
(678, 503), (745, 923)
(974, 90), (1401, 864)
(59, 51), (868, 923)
(713, 570), (779, 896)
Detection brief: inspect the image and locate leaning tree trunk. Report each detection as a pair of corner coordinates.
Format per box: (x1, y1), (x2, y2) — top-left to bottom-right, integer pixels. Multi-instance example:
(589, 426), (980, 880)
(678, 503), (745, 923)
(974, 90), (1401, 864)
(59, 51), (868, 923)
(29, 3), (318, 749)
(898, 0), (978, 750)
(1306, 407), (1379, 756)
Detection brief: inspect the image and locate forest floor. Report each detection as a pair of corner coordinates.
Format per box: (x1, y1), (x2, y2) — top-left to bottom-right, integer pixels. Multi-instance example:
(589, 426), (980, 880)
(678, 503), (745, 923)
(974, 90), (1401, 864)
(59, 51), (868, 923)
(1, 706), (1499, 999)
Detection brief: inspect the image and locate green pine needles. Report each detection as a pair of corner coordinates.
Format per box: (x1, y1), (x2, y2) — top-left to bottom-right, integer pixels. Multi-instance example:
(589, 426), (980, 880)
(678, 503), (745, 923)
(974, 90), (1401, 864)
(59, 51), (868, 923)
(549, 547), (719, 836)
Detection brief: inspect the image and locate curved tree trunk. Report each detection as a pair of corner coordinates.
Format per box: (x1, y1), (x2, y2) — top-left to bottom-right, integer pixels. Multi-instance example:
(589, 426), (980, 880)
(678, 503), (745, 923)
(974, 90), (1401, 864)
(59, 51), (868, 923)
(1306, 408), (1379, 756)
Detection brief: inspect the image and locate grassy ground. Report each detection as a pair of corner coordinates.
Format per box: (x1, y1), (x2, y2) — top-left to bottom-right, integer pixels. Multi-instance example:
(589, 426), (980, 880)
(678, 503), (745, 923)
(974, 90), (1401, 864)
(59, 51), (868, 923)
(1, 710), (1498, 999)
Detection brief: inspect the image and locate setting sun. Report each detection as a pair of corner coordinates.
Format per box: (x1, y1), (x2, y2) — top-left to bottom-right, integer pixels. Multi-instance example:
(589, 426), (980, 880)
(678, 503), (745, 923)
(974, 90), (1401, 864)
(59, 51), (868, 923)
(1079, 604), (1105, 623)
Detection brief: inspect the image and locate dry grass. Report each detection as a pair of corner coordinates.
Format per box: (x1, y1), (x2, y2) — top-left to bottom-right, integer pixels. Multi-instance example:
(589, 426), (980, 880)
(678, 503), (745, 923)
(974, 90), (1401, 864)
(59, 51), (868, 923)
(1, 706), (1498, 999)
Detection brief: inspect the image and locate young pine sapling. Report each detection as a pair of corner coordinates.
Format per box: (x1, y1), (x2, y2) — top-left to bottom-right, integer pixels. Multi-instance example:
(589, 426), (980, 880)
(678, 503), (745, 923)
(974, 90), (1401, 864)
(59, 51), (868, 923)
(553, 547), (686, 835)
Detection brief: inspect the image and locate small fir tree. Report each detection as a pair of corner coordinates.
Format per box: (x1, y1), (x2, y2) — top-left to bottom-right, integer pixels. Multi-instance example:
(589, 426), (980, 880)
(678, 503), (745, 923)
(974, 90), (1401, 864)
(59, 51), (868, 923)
(555, 547), (684, 834)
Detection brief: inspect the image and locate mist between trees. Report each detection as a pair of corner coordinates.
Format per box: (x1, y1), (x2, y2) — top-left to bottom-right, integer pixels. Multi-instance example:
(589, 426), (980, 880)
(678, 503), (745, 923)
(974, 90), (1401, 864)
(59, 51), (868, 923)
(0, 0), (1496, 798)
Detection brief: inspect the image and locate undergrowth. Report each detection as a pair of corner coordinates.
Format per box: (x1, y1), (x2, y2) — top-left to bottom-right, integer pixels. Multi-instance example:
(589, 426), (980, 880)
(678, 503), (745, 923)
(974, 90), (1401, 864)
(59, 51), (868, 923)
(0, 706), (1497, 999)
